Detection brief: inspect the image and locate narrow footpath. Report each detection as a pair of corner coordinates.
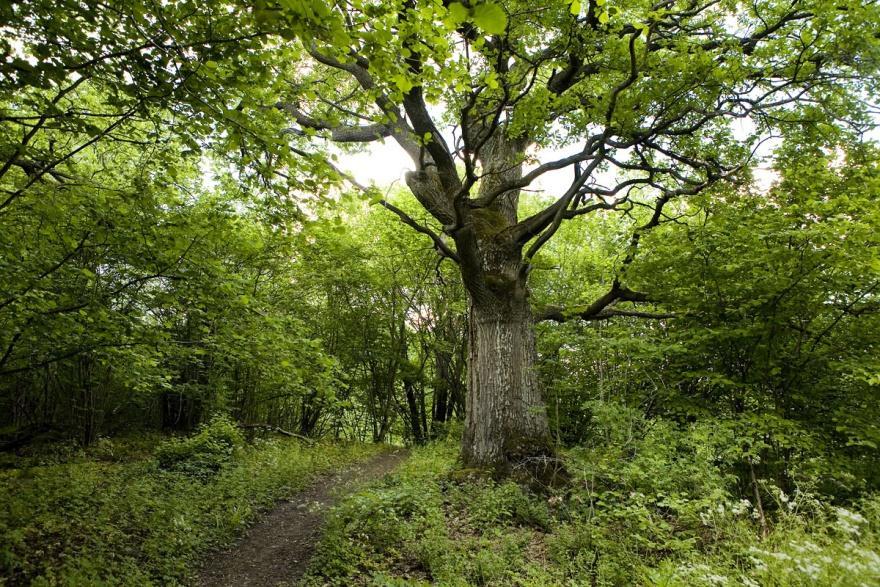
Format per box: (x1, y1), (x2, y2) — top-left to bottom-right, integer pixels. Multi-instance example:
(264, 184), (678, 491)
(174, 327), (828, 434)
(198, 449), (408, 587)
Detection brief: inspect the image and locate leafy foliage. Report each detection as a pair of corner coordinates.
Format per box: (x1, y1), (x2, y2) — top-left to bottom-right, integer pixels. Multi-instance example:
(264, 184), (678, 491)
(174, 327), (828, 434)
(305, 436), (880, 586)
(155, 415), (244, 479)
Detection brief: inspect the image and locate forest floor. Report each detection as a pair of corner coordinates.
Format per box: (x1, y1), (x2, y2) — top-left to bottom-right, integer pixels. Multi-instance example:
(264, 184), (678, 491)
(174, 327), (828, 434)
(197, 448), (409, 587)
(299, 442), (880, 586)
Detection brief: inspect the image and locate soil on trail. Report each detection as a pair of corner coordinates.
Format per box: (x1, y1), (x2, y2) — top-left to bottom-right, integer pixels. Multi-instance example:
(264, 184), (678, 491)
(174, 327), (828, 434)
(198, 448), (407, 587)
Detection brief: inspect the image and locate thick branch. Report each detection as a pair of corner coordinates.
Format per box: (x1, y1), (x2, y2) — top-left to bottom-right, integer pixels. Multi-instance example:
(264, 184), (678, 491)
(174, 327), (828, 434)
(320, 157), (459, 262)
(401, 87), (459, 191)
(538, 307), (675, 322)
(510, 145), (606, 245)
(471, 133), (605, 209)
(379, 200), (460, 263)
(535, 281), (668, 323)
(278, 103), (392, 142)
(305, 43), (421, 162)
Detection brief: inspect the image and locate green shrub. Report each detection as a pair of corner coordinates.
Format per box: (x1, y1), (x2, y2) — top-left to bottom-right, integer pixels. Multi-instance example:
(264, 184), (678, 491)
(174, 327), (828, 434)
(155, 415), (244, 478)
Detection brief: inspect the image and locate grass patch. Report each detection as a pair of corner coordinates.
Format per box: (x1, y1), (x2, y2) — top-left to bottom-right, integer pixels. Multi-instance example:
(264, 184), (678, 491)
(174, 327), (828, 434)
(0, 431), (382, 585)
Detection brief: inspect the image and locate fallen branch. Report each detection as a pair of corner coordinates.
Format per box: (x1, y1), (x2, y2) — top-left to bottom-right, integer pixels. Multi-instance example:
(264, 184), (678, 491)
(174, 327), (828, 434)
(238, 424), (315, 444)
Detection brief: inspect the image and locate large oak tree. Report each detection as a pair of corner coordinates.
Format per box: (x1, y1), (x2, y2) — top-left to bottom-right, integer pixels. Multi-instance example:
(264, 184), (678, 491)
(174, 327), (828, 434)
(4, 0), (878, 474)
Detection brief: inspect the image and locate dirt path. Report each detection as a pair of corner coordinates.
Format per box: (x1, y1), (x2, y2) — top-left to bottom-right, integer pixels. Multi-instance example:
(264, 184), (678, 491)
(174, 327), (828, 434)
(197, 449), (408, 587)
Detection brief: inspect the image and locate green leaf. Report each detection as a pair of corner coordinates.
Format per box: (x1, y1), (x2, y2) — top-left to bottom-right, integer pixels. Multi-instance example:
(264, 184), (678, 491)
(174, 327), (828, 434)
(570, 0), (581, 15)
(472, 2), (507, 35)
(392, 74), (414, 93)
(446, 2), (469, 25)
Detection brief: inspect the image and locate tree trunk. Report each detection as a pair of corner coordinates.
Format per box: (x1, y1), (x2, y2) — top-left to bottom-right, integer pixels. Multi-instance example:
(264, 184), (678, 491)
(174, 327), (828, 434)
(461, 295), (553, 474)
(298, 391), (321, 437)
(432, 378), (448, 424)
(408, 133), (559, 479)
(404, 379), (425, 444)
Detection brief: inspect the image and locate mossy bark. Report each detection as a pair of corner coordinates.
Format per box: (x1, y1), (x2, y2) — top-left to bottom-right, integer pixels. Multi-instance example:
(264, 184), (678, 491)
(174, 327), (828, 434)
(458, 199), (556, 479)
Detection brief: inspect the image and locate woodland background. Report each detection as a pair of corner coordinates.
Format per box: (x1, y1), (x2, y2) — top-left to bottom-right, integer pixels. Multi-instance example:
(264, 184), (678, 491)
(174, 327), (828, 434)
(2, 0), (880, 584)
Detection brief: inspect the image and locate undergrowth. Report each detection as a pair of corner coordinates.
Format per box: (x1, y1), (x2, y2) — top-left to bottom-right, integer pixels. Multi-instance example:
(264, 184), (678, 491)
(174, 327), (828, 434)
(303, 432), (880, 586)
(0, 423), (381, 586)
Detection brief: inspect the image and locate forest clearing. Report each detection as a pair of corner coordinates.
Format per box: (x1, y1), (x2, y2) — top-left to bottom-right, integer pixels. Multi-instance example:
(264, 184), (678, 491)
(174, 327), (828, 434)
(2, 0), (880, 584)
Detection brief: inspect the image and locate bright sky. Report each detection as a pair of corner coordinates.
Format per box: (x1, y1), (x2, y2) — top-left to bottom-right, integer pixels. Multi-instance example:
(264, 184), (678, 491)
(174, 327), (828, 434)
(343, 140), (583, 197)
(340, 126), (780, 200)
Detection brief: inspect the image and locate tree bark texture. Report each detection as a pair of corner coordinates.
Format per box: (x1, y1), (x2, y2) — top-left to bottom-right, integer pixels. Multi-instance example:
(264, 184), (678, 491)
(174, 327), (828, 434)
(461, 295), (552, 473)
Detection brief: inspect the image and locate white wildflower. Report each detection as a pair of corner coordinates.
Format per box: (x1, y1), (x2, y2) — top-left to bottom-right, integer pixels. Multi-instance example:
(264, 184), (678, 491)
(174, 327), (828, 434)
(790, 540), (820, 554)
(796, 561), (821, 579)
(835, 506), (867, 536)
(705, 573), (730, 586)
(731, 499), (752, 516)
(839, 559), (863, 573)
(748, 555), (769, 572)
(771, 552), (792, 561)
